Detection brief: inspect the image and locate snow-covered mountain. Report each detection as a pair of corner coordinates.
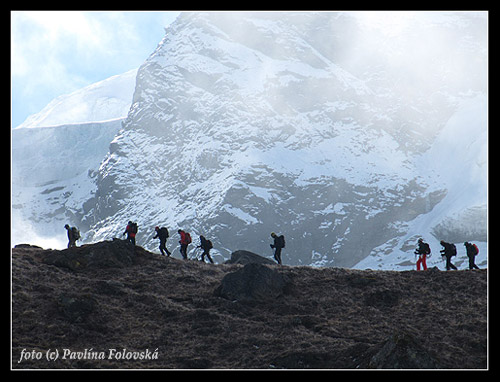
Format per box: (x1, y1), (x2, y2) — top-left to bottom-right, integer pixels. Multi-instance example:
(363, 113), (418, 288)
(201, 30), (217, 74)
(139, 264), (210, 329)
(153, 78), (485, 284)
(12, 69), (137, 247)
(354, 93), (487, 270)
(15, 69), (137, 129)
(13, 12), (487, 269)
(12, 121), (121, 247)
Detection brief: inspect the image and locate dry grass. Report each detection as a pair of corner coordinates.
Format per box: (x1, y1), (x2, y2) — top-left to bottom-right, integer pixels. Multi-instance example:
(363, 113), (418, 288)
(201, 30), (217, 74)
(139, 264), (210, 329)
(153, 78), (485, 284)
(11, 241), (487, 369)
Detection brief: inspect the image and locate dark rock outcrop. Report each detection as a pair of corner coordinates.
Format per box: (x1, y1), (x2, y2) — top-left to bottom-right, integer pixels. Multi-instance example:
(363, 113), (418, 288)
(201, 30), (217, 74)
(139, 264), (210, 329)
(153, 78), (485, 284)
(368, 332), (440, 369)
(58, 293), (96, 323)
(42, 239), (151, 271)
(364, 289), (401, 309)
(224, 250), (275, 265)
(214, 263), (291, 301)
(14, 244), (43, 249)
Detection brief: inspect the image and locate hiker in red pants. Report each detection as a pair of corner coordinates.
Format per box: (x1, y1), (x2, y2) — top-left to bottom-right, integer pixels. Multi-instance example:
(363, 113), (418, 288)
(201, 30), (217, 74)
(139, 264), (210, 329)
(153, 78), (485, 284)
(414, 238), (431, 270)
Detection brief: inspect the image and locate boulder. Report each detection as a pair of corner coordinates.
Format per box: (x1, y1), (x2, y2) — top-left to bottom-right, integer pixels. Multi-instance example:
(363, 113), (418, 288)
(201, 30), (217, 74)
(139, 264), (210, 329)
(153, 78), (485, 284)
(14, 244), (43, 249)
(369, 332), (440, 369)
(42, 239), (143, 271)
(364, 289), (401, 309)
(225, 250), (275, 265)
(58, 293), (95, 323)
(214, 263), (291, 301)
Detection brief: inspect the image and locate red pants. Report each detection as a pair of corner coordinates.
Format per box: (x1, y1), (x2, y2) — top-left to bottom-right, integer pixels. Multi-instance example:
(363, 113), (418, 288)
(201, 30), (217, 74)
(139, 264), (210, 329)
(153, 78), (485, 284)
(416, 255), (427, 270)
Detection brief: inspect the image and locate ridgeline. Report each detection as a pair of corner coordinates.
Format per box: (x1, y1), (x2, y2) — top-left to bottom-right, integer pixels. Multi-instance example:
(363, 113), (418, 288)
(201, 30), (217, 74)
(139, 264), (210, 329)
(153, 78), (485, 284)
(12, 240), (487, 369)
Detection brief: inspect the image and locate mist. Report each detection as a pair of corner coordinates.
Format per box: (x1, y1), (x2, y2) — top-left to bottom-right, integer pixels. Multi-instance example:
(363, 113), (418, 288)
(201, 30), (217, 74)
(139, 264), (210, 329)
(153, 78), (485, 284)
(177, 11), (487, 150)
(11, 213), (68, 250)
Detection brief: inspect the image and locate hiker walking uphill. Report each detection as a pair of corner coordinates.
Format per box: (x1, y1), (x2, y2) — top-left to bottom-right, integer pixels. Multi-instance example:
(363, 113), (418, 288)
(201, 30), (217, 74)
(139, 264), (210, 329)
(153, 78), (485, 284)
(198, 235), (214, 263)
(64, 224), (80, 248)
(153, 226), (171, 256)
(414, 238), (430, 271)
(123, 221), (138, 245)
(440, 241), (458, 270)
(464, 242), (480, 270)
(178, 229), (192, 260)
(270, 232), (285, 265)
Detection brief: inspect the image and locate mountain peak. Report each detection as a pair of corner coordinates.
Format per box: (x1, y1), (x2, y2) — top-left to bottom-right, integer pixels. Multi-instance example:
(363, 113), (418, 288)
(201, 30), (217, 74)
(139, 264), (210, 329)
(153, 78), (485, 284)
(15, 68), (137, 129)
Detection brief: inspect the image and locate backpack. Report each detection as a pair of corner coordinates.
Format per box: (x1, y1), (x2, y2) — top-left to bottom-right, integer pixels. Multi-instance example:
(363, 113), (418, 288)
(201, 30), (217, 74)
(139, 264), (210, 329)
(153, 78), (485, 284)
(472, 243), (479, 255)
(185, 232), (192, 244)
(159, 227), (169, 238)
(423, 243), (431, 255)
(130, 222), (138, 234)
(278, 235), (285, 248)
(71, 227), (81, 241)
(450, 244), (457, 257)
(207, 239), (213, 250)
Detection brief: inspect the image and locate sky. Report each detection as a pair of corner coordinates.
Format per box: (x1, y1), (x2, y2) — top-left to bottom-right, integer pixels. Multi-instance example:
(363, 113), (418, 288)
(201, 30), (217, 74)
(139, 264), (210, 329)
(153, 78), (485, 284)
(11, 11), (180, 128)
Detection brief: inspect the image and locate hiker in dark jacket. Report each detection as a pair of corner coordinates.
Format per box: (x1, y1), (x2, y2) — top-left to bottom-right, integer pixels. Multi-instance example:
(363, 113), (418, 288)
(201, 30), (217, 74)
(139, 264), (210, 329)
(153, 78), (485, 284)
(64, 224), (79, 248)
(464, 242), (480, 270)
(198, 235), (214, 263)
(440, 240), (458, 270)
(153, 226), (171, 256)
(270, 232), (285, 265)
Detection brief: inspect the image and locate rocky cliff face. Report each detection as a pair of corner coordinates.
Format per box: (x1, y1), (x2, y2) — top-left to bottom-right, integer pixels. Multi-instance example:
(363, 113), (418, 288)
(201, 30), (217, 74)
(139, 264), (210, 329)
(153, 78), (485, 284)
(83, 12), (487, 267)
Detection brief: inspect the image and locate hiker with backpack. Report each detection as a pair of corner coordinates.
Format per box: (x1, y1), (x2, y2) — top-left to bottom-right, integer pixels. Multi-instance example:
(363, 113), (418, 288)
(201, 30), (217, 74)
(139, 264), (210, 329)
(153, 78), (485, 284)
(198, 235), (214, 264)
(64, 224), (80, 248)
(270, 232), (285, 265)
(464, 242), (480, 270)
(414, 238), (430, 270)
(123, 221), (138, 245)
(153, 226), (171, 256)
(440, 240), (458, 270)
(178, 229), (192, 260)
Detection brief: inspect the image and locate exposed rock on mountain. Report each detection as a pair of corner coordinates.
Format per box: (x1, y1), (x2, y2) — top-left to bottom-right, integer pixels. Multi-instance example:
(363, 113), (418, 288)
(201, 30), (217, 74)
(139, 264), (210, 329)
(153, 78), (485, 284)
(214, 263), (291, 301)
(368, 331), (440, 369)
(225, 250), (276, 265)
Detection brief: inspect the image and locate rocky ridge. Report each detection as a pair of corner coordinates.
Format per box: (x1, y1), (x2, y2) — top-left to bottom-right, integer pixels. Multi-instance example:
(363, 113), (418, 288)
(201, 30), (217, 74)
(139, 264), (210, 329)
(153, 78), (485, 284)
(12, 240), (487, 369)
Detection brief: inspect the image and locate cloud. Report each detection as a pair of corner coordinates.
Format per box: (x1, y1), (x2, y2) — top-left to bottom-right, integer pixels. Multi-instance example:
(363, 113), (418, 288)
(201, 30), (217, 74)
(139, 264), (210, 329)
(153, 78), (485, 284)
(12, 12), (125, 87)
(11, 209), (68, 250)
(11, 11), (179, 127)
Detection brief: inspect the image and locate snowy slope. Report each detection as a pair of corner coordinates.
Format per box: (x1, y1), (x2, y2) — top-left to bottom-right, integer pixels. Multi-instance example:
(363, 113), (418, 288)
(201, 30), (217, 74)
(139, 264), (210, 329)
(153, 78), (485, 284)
(15, 69), (137, 129)
(12, 68), (138, 247)
(11, 69), (139, 247)
(12, 120), (123, 248)
(353, 94), (488, 270)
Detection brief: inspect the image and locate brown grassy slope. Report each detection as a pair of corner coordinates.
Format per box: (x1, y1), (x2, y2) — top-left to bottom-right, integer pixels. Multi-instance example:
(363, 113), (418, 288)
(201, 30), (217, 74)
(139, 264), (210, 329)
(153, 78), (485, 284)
(11, 240), (487, 369)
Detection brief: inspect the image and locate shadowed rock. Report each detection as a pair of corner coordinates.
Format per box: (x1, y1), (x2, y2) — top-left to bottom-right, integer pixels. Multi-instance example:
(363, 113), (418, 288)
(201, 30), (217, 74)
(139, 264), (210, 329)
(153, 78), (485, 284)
(214, 263), (291, 301)
(224, 250), (275, 265)
(369, 332), (440, 369)
(42, 239), (151, 271)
